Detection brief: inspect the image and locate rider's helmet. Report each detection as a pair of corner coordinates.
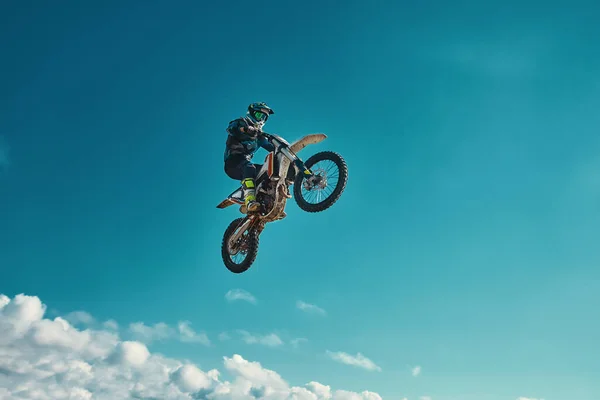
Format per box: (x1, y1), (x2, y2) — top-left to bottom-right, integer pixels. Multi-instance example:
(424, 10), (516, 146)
(247, 102), (274, 127)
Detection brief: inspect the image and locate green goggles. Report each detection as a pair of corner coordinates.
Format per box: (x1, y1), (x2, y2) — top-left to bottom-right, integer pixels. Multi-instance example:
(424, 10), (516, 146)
(254, 111), (268, 121)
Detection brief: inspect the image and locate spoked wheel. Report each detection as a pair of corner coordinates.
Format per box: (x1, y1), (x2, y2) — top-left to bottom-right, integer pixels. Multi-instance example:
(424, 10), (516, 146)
(293, 151), (348, 213)
(221, 217), (260, 274)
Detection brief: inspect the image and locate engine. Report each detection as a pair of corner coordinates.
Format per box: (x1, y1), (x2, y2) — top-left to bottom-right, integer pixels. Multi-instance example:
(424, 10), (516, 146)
(257, 180), (276, 214)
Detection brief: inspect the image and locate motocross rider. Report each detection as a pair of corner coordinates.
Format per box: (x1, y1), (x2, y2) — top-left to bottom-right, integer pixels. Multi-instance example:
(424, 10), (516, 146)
(224, 102), (291, 214)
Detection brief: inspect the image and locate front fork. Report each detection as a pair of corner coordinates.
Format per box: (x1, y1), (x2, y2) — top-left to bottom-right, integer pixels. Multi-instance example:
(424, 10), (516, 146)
(279, 147), (308, 173)
(280, 147), (318, 185)
(293, 158), (324, 191)
(294, 159), (313, 178)
(228, 216), (256, 250)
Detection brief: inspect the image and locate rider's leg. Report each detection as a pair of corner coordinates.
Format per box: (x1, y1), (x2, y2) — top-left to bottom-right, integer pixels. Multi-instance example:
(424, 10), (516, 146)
(241, 161), (261, 213)
(225, 156), (260, 213)
(224, 155), (244, 180)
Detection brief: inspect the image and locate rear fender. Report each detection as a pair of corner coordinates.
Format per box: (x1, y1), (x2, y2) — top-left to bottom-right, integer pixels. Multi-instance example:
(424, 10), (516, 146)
(216, 187), (244, 209)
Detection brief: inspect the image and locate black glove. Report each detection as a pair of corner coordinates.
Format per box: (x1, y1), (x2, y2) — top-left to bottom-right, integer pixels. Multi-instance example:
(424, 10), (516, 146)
(246, 126), (262, 136)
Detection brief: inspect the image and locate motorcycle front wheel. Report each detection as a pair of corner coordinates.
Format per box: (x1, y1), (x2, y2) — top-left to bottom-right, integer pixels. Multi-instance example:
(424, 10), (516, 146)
(293, 151), (348, 213)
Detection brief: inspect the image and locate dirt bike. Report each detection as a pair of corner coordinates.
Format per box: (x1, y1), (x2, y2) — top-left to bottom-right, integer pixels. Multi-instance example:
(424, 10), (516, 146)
(217, 132), (348, 273)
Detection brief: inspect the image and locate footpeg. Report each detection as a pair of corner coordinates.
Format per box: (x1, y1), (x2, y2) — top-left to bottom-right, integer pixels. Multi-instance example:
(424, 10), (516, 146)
(279, 185), (292, 199)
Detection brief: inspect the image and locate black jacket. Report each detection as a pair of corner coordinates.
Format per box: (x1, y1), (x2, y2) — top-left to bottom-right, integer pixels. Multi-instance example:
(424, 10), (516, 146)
(224, 116), (275, 161)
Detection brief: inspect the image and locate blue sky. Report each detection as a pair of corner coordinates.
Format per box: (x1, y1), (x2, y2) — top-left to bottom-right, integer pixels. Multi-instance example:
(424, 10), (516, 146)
(1, 0), (600, 399)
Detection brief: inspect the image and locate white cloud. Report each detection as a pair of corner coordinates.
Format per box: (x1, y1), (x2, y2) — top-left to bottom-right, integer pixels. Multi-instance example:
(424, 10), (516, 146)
(102, 319), (118, 330)
(326, 351), (382, 372)
(411, 365), (422, 377)
(420, 397), (432, 400)
(178, 321), (211, 345)
(0, 293), (382, 399)
(224, 354), (288, 390)
(0, 135), (9, 169)
(296, 300), (327, 316)
(170, 364), (212, 393)
(129, 321), (173, 342)
(111, 341), (150, 366)
(238, 330), (284, 347)
(218, 332), (231, 341)
(1, 293), (47, 340)
(0, 294), (10, 309)
(291, 338), (308, 348)
(333, 390), (383, 400)
(517, 398), (544, 400)
(128, 320), (210, 346)
(225, 289), (257, 304)
(306, 382), (331, 399)
(28, 317), (91, 352)
(64, 311), (95, 326)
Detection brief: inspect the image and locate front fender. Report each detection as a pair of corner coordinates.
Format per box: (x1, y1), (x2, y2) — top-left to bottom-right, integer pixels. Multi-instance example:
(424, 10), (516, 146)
(289, 133), (327, 154)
